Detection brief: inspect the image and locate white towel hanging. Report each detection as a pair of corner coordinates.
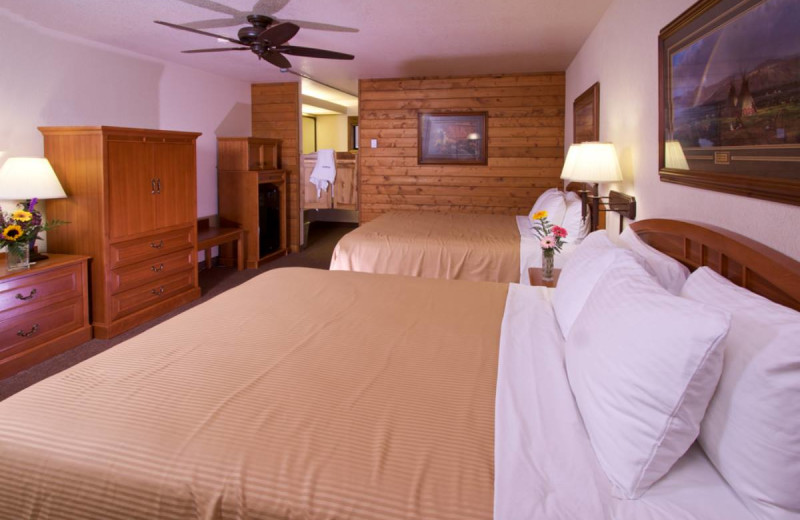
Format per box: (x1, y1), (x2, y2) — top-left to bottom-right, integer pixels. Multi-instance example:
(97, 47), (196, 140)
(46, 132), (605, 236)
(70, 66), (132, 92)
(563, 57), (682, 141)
(309, 149), (337, 199)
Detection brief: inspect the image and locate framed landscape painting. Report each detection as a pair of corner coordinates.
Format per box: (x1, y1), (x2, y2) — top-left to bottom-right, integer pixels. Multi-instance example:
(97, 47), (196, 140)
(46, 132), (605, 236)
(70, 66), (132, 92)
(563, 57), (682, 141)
(659, 0), (800, 205)
(418, 112), (488, 165)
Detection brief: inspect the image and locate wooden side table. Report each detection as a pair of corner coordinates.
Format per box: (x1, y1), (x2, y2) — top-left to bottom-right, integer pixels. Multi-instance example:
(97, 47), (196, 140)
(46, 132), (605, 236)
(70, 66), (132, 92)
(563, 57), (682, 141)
(0, 254), (92, 378)
(528, 267), (562, 287)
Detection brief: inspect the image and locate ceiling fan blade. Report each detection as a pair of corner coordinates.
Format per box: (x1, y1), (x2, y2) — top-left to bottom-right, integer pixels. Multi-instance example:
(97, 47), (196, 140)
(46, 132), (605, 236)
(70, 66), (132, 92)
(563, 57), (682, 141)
(173, 0), (240, 16)
(252, 0), (290, 14)
(277, 45), (354, 60)
(278, 19), (359, 33)
(154, 20), (244, 45)
(182, 47), (250, 53)
(262, 50), (292, 69)
(257, 22), (299, 46)
(182, 17), (246, 30)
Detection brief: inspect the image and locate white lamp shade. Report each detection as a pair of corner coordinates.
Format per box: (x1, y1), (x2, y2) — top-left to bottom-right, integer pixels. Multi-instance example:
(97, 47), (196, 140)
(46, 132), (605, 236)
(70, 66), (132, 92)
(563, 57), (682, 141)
(0, 157), (67, 200)
(664, 140), (689, 170)
(560, 142), (623, 183)
(560, 143), (583, 180)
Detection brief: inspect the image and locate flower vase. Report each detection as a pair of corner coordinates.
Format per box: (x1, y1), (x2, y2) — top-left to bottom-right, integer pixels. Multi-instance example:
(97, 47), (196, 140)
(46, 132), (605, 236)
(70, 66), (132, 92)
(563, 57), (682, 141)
(7, 246), (31, 271)
(541, 249), (555, 282)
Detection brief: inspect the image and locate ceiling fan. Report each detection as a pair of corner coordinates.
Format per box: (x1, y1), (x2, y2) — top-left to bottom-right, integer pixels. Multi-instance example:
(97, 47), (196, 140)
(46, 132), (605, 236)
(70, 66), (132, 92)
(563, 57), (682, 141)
(154, 14), (354, 69)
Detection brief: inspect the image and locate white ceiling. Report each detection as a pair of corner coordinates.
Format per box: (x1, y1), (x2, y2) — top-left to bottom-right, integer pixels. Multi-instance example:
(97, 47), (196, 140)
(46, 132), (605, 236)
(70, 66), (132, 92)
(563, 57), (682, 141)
(1, 0), (613, 96)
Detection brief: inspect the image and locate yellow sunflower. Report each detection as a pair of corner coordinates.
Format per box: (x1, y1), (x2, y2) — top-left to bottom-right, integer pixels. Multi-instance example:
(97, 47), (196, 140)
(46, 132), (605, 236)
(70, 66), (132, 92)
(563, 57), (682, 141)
(11, 210), (32, 222)
(531, 210), (548, 220)
(2, 224), (23, 241)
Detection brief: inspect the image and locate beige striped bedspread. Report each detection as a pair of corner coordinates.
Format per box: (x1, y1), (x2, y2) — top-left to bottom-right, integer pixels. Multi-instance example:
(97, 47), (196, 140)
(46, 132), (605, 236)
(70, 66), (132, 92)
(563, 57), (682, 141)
(330, 212), (521, 283)
(0, 268), (508, 520)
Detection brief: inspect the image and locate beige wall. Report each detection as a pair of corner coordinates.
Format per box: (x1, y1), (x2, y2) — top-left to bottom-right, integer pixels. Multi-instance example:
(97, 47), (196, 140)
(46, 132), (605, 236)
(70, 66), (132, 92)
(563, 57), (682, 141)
(316, 115), (349, 152)
(302, 116), (317, 154)
(565, 0), (800, 259)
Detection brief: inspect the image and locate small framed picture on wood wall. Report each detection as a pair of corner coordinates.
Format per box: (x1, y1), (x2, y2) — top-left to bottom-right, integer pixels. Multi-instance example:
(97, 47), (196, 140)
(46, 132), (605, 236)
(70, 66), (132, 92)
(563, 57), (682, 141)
(418, 112), (488, 165)
(573, 82), (600, 143)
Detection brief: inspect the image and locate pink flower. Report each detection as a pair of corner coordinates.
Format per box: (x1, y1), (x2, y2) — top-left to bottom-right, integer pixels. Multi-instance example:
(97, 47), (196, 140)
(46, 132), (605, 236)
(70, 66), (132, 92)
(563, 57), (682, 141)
(552, 225), (568, 238)
(540, 236), (556, 249)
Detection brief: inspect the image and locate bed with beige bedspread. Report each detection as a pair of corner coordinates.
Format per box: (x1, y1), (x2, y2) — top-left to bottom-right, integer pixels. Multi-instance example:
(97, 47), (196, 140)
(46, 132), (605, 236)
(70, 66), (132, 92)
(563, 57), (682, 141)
(0, 268), (505, 520)
(330, 212), (522, 283)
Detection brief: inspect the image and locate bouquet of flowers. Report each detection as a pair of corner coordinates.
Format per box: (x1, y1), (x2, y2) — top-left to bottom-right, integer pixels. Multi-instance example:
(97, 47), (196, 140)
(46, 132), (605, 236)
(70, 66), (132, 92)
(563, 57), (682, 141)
(0, 198), (66, 257)
(530, 210), (568, 254)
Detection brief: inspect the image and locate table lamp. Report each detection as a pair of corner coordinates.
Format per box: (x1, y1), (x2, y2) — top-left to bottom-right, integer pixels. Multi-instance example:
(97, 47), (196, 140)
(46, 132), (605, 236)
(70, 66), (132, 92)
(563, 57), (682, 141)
(0, 157), (67, 260)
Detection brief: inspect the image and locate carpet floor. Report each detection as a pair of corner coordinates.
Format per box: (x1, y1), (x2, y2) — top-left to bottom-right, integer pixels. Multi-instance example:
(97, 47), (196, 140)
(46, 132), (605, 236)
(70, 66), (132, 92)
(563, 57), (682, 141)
(0, 221), (356, 401)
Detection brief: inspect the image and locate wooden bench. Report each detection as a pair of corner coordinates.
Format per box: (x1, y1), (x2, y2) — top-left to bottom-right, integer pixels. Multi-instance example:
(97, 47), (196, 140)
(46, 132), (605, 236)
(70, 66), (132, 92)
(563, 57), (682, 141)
(197, 217), (245, 271)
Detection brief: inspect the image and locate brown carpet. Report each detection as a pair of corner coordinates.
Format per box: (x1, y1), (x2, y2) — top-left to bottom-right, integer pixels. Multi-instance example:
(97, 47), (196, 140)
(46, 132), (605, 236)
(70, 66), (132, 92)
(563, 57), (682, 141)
(0, 221), (356, 401)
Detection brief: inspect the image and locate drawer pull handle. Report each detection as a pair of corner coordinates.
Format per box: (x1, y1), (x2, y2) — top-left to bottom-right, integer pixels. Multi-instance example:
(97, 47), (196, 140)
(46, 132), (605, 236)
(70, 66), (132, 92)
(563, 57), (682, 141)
(151, 178), (158, 194)
(156, 178), (162, 194)
(151, 263), (165, 272)
(17, 324), (39, 338)
(15, 288), (38, 301)
(150, 240), (164, 249)
(151, 287), (165, 296)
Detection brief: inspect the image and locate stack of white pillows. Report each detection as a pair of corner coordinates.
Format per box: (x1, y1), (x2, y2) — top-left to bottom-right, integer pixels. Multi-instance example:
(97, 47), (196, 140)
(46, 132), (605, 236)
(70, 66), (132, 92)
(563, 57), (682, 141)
(551, 228), (800, 519)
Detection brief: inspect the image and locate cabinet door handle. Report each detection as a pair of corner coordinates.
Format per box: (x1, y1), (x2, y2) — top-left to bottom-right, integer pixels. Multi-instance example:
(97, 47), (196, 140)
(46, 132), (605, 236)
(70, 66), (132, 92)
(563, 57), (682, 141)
(151, 263), (165, 272)
(150, 240), (164, 249)
(17, 324), (39, 337)
(156, 178), (162, 194)
(151, 178), (158, 194)
(15, 288), (37, 301)
(151, 287), (165, 296)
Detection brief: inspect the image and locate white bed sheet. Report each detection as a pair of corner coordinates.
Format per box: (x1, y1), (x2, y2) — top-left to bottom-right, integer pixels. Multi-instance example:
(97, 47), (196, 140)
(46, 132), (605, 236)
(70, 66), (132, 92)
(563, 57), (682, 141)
(516, 216), (576, 285)
(494, 284), (754, 519)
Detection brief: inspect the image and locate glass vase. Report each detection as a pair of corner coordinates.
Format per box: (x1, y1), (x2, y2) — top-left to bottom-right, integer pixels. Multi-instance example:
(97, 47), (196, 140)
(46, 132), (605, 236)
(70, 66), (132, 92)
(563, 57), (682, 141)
(541, 249), (555, 282)
(7, 246), (31, 271)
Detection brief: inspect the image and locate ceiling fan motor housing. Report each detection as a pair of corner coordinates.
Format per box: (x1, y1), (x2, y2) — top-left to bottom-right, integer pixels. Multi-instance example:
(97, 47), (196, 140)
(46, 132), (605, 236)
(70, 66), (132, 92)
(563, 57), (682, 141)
(238, 15), (275, 43)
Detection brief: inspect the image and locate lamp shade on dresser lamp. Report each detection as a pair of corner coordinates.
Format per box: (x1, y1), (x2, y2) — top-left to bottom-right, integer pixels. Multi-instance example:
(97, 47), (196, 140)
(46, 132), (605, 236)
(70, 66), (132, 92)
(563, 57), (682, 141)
(0, 157), (67, 260)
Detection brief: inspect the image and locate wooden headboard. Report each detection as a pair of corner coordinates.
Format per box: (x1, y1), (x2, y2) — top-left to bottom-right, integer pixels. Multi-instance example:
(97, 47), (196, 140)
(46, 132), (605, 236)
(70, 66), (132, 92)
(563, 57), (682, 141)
(631, 219), (800, 311)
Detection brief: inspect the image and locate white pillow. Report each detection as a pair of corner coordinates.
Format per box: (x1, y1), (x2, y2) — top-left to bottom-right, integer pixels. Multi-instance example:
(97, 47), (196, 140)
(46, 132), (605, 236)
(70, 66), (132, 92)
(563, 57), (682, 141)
(619, 227), (689, 295)
(528, 188), (567, 226)
(562, 191), (590, 244)
(566, 259), (730, 499)
(552, 231), (632, 338)
(682, 267), (800, 519)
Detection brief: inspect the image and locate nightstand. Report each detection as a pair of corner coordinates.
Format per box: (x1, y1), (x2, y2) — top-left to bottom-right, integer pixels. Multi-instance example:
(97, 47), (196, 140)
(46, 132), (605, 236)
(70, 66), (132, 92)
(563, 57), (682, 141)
(528, 267), (561, 287)
(0, 254), (92, 378)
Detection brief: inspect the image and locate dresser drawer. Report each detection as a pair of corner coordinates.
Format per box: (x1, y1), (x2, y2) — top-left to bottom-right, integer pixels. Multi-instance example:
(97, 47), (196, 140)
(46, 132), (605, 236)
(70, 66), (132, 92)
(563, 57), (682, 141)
(109, 227), (194, 269)
(0, 262), (83, 313)
(110, 248), (194, 294)
(110, 270), (195, 320)
(0, 296), (86, 358)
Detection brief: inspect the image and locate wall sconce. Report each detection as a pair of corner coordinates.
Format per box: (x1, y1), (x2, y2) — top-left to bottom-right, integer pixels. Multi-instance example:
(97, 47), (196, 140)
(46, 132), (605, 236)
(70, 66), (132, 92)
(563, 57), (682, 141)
(560, 142), (635, 232)
(0, 157), (67, 260)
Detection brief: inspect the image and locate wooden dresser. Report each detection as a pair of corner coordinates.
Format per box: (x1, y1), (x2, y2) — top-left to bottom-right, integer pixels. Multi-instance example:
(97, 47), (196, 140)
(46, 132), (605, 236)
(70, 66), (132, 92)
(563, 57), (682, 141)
(0, 254), (91, 378)
(218, 137), (288, 268)
(40, 126), (202, 339)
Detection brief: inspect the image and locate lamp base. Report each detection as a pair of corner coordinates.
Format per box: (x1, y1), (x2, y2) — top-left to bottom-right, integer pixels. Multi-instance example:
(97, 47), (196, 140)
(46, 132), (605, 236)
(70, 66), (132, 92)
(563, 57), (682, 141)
(29, 251), (49, 262)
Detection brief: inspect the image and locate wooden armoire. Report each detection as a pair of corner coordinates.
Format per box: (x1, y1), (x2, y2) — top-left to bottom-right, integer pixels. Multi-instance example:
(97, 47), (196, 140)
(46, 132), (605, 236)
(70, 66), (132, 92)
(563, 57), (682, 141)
(40, 126), (201, 339)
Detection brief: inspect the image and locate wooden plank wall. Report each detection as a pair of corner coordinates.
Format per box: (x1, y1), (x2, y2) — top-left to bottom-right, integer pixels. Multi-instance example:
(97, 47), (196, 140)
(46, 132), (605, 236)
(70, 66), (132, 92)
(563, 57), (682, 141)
(251, 82), (301, 251)
(358, 73), (565, 222)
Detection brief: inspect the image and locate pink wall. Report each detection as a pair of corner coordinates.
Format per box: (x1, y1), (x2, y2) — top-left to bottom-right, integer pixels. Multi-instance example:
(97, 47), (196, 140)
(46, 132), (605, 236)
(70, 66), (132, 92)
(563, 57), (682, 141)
(565, 0), (800, 259)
